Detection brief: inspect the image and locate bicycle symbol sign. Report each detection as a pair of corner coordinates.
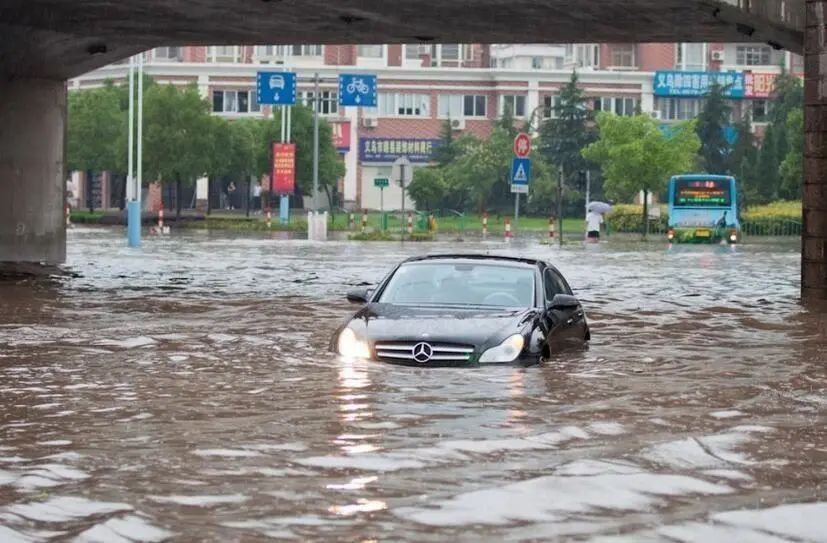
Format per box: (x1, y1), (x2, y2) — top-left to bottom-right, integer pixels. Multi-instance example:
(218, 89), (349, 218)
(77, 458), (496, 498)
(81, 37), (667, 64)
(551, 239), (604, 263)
(339, 74), (377, 107)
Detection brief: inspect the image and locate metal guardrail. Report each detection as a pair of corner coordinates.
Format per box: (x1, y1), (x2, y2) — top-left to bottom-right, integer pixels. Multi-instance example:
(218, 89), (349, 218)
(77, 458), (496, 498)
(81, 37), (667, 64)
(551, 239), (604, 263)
(718, 0), (805, 30)
(741, 219), (802, 236)
(607, 214), (802, 237)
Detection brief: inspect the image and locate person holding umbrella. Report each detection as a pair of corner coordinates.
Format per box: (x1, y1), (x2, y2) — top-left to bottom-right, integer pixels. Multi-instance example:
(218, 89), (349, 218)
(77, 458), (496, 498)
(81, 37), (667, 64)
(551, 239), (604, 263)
(586, 201), (612, 242)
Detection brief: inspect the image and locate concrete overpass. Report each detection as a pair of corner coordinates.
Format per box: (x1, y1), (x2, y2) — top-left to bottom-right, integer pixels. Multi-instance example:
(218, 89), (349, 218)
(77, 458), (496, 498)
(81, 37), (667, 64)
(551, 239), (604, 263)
(1, 0), (824, 300)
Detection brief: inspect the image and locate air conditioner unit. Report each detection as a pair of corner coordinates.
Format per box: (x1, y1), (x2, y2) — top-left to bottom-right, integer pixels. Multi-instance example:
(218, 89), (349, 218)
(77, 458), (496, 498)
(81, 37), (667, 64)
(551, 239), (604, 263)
(362, 116), (378, 128)
(650, 110), (662, 120)
(450, 118), (466, 131)
(711, 50), (725, 62)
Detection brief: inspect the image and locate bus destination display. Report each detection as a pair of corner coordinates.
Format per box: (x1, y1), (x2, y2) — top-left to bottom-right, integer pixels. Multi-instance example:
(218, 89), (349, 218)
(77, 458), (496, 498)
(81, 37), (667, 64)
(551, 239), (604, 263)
(674, 179), (731, 207)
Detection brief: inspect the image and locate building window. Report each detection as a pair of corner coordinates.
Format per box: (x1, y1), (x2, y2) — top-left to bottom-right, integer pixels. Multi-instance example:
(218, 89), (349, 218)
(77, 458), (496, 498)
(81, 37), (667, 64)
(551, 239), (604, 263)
(676, 43), (706, 70)
(463, 95), (487, 117)
(299, 91), (339, 115)
(358, 45), (384, 58)
(256, 45), (284, 59)
(209, 46), (240, 62)
(592, 97), (638, 116)
(212, 90), (260, 114)
(255, 45), (322, 60)
(531, 56), (543, 69)
(291, 45), (322, 56)
(462, 44), (475, 61)
(610, 44), (636, 68)
(405, 44), (429, 59)
(154, 47), (181, 61)
(572, 44), (600, 68)
(654, 97), (704, 121)
(440, 44), (460, 61)
(501, 95), (527, 117)
(736, 45), (772, 66)
(543, 95), (562, 118)
(378, 93), (430, 117)
(752, 100), (769, 122)
(438, 94), (487, 118)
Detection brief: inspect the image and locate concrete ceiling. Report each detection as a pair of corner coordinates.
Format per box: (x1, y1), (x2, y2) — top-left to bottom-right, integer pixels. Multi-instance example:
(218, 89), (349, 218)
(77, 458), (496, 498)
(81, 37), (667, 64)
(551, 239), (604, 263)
(0, 0), (804, 80)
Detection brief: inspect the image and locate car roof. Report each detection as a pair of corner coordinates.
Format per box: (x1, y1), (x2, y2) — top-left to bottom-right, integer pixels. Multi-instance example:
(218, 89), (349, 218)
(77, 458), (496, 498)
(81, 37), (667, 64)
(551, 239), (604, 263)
(401, 254), (542, 269)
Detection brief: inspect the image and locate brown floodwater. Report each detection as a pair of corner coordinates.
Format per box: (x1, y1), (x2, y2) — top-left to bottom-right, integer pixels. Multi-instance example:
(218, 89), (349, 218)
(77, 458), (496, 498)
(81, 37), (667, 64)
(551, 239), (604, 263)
(1, 227), (825, 542)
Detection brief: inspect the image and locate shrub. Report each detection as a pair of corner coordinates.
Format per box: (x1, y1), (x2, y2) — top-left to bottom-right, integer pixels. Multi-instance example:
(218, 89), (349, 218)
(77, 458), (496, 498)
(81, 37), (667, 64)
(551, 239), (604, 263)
(741, 201), (801, 222)
(605, 204), (669, 233)
(407, 232), (434, 242)
(348, 231), (395, 241)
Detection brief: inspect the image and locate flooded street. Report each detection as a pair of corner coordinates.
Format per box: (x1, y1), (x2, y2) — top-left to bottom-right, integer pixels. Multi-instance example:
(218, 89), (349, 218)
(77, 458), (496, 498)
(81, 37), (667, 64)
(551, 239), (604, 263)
(1, 227), (826, 541)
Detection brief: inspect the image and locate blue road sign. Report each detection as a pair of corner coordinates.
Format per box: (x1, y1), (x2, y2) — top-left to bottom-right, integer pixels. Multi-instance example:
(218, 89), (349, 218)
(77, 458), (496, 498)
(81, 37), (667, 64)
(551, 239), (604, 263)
(256, 72), (297, 106)
(512, 158), (531, 184)
(339, 74), (377, 107)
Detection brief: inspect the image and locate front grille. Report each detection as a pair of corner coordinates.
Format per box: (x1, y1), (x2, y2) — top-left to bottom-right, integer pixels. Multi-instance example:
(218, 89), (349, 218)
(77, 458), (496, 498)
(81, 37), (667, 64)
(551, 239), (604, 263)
(375, 341), (475, 364)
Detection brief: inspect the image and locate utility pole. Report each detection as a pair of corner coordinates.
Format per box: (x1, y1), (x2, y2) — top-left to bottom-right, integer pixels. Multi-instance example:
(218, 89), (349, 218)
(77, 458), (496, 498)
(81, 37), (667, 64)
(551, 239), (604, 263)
(126, 55), (140, 248)
(137, 53), (143, 211)
(584, 169), (590, 216)
(312, 72), (320, 213)
(557, 165), (564, 248)
(400, 162), (406, 239)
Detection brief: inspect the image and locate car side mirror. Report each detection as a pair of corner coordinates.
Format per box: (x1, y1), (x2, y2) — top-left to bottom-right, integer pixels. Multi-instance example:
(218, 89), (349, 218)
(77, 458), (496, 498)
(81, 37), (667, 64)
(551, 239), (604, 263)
(346, 288), (372, 304)
(549, 294), (580, 310)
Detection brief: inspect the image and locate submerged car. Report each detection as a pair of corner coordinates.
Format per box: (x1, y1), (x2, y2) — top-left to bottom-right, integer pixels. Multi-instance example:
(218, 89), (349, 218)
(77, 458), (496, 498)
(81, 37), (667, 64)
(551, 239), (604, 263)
(331, 255), (589, 366)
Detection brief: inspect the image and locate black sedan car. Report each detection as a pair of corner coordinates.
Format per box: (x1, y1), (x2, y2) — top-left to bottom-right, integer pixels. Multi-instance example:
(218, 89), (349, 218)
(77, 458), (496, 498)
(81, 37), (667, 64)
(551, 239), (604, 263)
(331, 255), (589, 365)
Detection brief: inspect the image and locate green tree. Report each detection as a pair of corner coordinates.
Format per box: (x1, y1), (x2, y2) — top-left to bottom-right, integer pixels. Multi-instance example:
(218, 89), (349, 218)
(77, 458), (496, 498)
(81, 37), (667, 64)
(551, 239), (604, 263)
(755, 123), (782, 203)
(67, 85), (124, 211)
(142, 83), (216, 217)
(538, 71), (597, 204)
(779, 108), (803, 200)
(696, 83), (733, 174)
(582, 114), (700, 237)
(432, 120), (457, 167)
(525, 158), (561, 216)
(750, 72), (803, 203)
(258, 106), (345, 210)
(211, 117), (260, 214)
(67, 85), (124, 210)
(728, 114), (759, 208)
(408, 167), (447, 211)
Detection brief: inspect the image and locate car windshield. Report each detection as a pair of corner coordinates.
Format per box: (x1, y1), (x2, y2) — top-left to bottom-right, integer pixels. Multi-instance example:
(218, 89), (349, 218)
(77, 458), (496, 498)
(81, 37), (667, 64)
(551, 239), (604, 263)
(378, 262), (535, 307)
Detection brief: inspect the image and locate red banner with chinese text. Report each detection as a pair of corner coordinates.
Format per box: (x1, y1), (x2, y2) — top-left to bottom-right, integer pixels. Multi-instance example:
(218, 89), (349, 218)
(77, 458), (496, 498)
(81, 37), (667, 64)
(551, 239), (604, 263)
(332, 121), (352, 152)
(271, 143), (296, 195)
(744, 72), (778, 99)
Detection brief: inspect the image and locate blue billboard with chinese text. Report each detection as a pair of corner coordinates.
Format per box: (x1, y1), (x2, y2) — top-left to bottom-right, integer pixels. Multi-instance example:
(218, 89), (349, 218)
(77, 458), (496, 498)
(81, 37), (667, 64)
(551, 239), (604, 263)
(654, 71), (745, 98)
(359, 138), (442, 163)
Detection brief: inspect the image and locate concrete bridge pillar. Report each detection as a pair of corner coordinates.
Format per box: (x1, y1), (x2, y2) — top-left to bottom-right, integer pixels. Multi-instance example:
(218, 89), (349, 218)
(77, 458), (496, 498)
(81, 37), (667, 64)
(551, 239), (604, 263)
(0, 79), (66, 268)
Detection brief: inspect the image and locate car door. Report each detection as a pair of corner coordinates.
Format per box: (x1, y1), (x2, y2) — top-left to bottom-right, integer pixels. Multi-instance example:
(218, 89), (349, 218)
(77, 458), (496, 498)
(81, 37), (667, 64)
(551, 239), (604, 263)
(542, 268), (586, 351)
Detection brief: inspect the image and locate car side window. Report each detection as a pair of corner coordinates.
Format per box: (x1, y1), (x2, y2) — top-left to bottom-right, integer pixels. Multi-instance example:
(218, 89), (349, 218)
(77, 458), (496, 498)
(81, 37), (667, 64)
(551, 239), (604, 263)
(544, 269), (571, 302)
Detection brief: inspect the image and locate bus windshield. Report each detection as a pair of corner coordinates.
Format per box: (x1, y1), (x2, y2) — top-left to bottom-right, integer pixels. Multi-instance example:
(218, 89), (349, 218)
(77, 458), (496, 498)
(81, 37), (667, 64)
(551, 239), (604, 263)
(672, 178), (732, 207)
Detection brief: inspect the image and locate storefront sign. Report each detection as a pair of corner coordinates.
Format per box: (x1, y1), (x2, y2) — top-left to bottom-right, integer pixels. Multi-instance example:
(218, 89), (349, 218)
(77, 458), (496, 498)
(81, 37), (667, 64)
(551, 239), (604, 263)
(744, 72), (778, 99)
(654, 70), (745, 98)
(271, 143), (296, 194)
(359, 138), (442, 163)
(332, 121), (352, 152)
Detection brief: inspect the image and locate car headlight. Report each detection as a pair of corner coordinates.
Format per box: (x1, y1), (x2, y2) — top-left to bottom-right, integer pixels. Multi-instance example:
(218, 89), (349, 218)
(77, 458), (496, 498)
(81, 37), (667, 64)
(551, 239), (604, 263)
(337, 328), (370, 359)
(479, 334), (525, 363)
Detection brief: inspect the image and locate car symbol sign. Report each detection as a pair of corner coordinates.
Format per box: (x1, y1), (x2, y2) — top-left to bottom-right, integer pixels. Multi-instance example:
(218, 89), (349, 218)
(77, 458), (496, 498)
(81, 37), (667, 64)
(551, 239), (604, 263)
(412, 342), (433, 363)
(269, 75), (285, 90)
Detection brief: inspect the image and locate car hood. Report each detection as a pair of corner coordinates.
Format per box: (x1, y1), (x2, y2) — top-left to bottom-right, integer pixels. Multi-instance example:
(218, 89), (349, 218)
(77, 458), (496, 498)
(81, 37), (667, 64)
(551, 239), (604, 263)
(345, 303), (536, 348)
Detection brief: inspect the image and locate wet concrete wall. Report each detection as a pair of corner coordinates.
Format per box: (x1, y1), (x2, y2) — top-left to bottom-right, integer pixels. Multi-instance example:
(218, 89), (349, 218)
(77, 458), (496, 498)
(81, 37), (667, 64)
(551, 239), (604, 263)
(0, 79), (66, 265)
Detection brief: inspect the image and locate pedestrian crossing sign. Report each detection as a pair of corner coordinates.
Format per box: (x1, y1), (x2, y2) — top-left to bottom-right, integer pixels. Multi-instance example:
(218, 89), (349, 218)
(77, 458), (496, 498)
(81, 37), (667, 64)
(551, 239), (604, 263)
(511, 158), (531, 193)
